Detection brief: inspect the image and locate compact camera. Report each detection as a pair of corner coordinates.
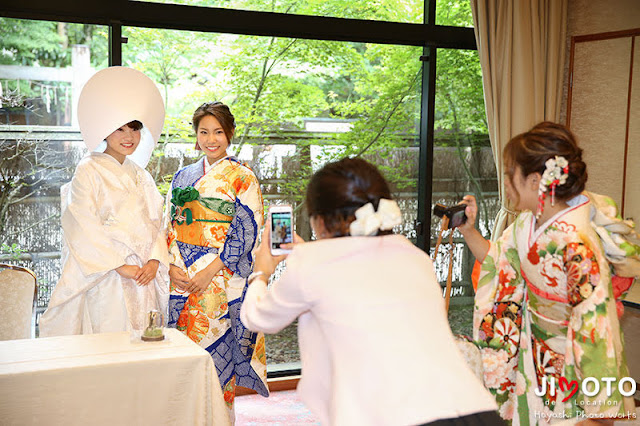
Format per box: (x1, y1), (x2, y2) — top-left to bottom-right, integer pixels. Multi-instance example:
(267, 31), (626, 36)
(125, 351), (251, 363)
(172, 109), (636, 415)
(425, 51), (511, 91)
(433, 203), (468, 229)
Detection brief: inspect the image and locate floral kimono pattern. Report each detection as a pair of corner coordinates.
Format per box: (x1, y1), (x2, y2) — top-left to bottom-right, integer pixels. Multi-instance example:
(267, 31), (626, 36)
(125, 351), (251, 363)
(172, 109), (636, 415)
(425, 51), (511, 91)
(166, 156), (268, 409)
(473, 195), (635, 425)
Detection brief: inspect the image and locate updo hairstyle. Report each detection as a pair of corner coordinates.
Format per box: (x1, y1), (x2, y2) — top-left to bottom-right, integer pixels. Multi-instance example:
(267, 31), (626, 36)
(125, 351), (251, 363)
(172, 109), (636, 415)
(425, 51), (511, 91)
(192, 101), (236, 143)
(305, 157), (394, 237)
(504, 121), (587, 202)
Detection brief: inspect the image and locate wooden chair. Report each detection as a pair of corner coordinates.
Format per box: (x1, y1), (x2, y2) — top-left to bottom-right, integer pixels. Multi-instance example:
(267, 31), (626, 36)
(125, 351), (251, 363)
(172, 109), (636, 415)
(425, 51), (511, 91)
(0, 264), (37, 340)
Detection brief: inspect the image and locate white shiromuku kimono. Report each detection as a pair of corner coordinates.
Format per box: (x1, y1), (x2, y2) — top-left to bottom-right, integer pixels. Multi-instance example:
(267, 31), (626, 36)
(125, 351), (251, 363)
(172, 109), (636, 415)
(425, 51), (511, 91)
(39, 152), (170, 336)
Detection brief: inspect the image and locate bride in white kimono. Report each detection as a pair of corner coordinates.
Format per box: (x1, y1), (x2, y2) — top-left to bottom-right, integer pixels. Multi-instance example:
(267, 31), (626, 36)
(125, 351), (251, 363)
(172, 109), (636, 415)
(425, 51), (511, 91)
(40, 67), (169, 336)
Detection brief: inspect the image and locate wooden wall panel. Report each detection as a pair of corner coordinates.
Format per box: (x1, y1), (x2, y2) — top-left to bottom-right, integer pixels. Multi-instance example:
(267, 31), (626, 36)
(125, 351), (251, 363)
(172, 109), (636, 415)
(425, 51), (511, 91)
(570, 37), (631, 208)
(626, 38), (640, 221)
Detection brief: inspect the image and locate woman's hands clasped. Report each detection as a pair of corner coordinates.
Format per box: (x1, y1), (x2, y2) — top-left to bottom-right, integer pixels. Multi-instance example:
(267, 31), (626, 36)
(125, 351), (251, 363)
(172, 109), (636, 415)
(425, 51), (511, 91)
(169, 264), (190, 291)
(169, 258), (225, 297)
(135, 260), (159, 285)
(117, 260), (159, 286)
(167, 225), (306, 294)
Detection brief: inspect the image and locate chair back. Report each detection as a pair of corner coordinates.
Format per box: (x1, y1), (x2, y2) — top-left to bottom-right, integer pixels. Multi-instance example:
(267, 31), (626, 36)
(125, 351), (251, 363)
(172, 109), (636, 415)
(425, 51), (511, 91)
(0, 264), (37, 340)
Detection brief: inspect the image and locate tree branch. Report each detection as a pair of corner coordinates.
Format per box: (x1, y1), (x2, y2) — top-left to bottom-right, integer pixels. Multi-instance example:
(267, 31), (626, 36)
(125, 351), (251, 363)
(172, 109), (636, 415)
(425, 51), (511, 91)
(354, 68), (421, 158)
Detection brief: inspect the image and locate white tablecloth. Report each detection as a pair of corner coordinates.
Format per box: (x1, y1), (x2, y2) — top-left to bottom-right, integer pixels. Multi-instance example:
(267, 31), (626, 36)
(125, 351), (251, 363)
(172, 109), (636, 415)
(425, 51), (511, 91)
(0, 329), (231, 426)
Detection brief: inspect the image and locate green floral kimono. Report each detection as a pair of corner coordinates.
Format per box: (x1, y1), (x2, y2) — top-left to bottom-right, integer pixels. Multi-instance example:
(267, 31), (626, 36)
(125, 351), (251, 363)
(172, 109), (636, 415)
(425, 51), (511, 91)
(473, 194), (636, 424)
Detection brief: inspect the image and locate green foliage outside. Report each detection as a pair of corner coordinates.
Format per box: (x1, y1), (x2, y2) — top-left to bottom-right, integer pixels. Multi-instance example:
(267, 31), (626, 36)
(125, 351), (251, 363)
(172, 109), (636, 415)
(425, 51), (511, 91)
(0, 0), (489, 234)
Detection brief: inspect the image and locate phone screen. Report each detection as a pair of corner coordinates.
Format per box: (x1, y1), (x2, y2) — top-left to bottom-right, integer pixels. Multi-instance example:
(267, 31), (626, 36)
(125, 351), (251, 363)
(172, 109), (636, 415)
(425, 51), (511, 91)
(271, 211), (293, 249)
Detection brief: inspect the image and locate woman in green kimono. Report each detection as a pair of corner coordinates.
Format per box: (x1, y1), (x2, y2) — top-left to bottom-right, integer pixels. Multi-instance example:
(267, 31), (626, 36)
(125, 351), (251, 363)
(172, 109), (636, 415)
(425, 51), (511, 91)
(459, 122), (637, 425)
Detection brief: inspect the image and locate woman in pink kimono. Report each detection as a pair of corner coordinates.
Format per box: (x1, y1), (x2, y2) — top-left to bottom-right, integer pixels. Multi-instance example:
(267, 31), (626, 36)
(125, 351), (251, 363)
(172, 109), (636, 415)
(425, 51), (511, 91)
(460, 122), (637, 425)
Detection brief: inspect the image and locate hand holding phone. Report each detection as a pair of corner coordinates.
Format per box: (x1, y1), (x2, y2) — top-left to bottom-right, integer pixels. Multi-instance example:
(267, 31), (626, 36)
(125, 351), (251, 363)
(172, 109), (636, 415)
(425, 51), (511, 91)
(269, 205), (294, 255)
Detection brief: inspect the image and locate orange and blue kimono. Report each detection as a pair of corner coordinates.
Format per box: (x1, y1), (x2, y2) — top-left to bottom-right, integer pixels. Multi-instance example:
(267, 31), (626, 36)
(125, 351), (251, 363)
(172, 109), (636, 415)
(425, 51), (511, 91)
(166, 156), (268, 409)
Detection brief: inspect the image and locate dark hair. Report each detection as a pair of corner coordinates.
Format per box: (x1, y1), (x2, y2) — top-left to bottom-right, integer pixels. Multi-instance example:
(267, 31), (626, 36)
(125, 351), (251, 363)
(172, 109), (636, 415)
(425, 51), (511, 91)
(306, 157), (394, 237)
(192, 101), (236, 143)
(126, 120), (143, 131)
(504, 121), (587, 203)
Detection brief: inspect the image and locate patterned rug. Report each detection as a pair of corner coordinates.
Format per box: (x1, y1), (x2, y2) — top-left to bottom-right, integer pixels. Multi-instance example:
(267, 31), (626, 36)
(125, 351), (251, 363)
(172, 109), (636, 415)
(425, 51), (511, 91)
(235, 390), (320, 425)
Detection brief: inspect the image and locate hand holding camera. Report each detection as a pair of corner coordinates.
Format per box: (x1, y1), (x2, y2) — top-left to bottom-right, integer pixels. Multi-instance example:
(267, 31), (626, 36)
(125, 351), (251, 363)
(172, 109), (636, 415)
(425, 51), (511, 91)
(433, 202), (468, 230)
(451, 195), (490, 263)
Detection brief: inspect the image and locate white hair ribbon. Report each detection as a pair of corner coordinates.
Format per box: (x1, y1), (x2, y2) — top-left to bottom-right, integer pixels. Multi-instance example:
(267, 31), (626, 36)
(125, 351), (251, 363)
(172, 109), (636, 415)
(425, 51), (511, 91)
(349, 198), (402, 236)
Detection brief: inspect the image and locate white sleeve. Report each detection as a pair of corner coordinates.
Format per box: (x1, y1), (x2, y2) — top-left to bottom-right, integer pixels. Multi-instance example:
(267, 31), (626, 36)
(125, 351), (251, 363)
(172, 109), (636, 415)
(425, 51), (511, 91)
(62, 163), (128, 277)
(147, 189), (169, 268)
(240, 256), (311, 334)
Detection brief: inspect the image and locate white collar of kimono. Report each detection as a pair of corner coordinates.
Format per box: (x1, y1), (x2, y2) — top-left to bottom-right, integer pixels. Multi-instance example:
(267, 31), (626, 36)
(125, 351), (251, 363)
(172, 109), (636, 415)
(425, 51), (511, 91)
(530, 193), (589, 244)
(204, 155), (230, 173)
(91, 152), (138, 177)
(77, 66), (165, 169)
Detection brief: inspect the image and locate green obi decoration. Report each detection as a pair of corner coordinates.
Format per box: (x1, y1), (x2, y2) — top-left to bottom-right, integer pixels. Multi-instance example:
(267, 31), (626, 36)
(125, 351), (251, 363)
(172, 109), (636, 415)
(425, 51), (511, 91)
(200, 198), (236, 217)
(171, 204), (193, 225)
(170, 186), (236, 226)
(171, 186), (200, 207)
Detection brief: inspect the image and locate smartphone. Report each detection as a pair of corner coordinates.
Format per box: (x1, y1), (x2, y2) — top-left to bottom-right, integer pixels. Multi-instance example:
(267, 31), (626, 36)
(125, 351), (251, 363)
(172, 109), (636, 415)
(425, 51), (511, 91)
(269, 205), (294, 255)
(433, 203), (467, 230)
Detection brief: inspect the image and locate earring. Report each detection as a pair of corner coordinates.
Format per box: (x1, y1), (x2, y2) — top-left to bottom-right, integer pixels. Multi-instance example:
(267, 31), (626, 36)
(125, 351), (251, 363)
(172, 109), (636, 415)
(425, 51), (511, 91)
(536, 187), (546, 220)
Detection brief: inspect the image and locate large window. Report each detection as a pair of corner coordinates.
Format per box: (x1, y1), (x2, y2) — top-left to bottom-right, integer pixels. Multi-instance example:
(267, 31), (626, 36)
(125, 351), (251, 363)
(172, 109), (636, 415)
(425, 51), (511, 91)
(122, 26), (422, 366)
(0, 2), (493, 373)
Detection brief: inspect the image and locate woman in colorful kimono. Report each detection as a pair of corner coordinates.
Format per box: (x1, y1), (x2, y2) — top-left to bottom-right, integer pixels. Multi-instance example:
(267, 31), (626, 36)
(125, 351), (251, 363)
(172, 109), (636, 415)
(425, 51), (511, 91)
(459, 122), (636, 425)
(40, 66), (169, 336)
(167, 102), (268, 417)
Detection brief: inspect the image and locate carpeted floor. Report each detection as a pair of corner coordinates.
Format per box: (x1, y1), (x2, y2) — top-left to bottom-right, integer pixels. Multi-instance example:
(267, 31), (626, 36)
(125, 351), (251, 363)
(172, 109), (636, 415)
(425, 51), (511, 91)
(235, 390), (320, 425)
(236, 391), (640, 426)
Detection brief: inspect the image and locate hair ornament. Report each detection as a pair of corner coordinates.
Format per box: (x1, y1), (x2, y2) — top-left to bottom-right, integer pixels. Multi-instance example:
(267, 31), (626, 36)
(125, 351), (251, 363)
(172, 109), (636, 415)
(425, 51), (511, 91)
(536, 155), (569, 219)
(349, 199), (402, 236)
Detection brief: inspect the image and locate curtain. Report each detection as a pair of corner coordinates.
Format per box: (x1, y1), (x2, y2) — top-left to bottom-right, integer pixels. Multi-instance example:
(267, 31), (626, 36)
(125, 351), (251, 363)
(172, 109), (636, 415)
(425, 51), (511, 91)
(470, 0), (568, 240)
